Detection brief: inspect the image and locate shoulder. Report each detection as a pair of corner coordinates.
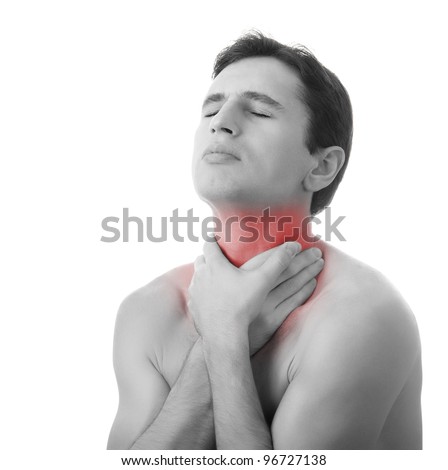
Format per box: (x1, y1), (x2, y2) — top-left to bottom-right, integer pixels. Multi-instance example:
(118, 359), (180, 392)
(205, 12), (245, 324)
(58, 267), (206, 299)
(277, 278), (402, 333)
(300, 244), (421, 383)
(321, 243), (418, 326)
(274, 247), (421, 449)
(114, 263), (194, 346)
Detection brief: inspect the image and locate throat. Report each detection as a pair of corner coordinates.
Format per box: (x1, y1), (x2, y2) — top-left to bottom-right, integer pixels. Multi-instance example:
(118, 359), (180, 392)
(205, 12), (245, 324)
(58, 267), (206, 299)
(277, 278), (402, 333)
(213, 205), (319, 267)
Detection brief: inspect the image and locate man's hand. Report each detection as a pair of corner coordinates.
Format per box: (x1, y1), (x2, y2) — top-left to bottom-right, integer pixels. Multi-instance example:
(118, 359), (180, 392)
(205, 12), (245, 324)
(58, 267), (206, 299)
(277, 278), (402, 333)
(242, 245), (324, 354)
(187, 241), (322, 351)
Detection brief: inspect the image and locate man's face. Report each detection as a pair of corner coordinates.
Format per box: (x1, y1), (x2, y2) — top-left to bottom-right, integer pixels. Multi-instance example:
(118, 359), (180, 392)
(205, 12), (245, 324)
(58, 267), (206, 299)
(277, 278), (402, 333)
(192, 56), (314, 211)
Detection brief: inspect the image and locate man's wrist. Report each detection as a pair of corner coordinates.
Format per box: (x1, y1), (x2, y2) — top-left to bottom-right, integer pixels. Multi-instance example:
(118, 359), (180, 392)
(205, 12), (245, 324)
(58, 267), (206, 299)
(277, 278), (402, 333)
(201, 325), (250, 356)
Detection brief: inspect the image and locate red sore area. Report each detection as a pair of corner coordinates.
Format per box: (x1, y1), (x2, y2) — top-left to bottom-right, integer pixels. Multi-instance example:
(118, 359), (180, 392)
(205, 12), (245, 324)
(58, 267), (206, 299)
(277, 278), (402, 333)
(213, 205), (320, 267)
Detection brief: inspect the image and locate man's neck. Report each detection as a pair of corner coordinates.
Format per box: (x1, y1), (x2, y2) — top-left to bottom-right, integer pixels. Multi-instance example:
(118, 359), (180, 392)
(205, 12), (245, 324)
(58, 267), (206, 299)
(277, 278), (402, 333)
(212, 205), (320, 267)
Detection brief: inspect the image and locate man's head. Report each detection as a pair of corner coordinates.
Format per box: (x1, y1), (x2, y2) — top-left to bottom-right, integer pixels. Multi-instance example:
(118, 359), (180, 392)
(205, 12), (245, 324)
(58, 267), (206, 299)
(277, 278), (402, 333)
(192, 31), (353, 215)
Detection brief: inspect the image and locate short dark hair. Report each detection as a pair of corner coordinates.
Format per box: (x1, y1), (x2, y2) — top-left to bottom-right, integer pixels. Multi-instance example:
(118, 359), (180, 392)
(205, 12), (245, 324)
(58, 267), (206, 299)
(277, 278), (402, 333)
(212, 31), (353, 215)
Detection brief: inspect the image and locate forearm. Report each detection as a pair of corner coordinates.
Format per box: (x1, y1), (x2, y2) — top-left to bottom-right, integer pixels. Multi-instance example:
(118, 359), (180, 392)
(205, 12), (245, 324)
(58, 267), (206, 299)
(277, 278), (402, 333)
(202, 332), (272, 450)
(131, 339), (215, 450)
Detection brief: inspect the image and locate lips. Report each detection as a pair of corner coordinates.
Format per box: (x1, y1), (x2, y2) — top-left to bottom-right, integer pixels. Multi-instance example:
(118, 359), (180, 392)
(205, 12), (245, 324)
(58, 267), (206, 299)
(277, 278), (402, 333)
(203, 143), (241, 160)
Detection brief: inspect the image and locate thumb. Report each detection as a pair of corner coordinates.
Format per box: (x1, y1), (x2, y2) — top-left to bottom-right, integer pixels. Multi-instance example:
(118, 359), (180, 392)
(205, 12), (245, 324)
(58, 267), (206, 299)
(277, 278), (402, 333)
(257, 242), (301, 281)
(203, 239), (226, 265)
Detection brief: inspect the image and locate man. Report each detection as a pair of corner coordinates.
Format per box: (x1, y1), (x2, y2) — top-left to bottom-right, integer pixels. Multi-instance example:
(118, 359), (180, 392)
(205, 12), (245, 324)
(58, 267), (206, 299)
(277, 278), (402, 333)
(107, 32), (422, 450)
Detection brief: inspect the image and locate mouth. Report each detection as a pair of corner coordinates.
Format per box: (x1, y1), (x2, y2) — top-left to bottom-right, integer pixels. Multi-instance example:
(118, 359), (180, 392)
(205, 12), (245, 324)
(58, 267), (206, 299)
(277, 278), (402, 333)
(202, 144), (241, 161)
(203, 152), (240, 163)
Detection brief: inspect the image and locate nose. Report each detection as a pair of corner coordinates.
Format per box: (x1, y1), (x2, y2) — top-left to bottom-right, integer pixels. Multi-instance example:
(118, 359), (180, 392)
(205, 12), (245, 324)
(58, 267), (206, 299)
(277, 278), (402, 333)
(209, 103), (241, 136)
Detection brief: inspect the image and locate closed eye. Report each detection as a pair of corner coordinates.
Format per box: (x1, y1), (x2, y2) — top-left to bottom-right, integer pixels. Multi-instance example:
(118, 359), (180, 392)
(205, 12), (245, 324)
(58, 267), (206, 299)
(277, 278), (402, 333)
(203, 110), (271, 118)
(251, 112), (270, 118)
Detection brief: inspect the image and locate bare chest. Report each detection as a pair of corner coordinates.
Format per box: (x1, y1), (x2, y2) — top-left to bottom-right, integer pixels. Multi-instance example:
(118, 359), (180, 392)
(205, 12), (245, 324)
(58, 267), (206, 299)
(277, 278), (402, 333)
(161, 305), (308, 424)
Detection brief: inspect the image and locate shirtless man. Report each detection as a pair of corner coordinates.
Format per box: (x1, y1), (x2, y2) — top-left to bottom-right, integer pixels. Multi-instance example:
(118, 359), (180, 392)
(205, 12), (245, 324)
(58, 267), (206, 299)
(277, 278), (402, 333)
(107, 32), (422, 450)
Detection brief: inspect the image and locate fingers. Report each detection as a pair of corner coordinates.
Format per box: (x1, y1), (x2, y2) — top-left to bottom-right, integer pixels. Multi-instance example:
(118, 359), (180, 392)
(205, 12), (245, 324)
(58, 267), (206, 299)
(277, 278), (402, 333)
(258, 242), (301, 282)
(274, 247), (322, 288)
(260, 276), (319, 339)
(273, 257), (324, 307)
(240, 242), (302, 271)
(240, 249), (272, 271)
(275, 278), (318, 318)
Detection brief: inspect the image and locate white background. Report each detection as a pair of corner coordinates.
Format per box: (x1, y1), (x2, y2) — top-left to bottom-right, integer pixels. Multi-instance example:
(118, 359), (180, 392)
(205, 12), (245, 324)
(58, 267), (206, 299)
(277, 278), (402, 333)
(1, 1), (447, 468)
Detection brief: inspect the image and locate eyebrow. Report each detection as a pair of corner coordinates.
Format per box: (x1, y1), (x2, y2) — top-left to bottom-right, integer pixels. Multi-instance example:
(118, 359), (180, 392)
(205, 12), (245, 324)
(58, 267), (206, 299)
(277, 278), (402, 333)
(201, 90), (285, 111)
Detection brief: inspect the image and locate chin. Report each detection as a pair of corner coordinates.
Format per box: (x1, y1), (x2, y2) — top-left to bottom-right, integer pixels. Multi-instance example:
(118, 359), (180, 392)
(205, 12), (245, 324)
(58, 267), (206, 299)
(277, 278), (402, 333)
(194, 179), (247, 205)
(197, 187), (246, 206)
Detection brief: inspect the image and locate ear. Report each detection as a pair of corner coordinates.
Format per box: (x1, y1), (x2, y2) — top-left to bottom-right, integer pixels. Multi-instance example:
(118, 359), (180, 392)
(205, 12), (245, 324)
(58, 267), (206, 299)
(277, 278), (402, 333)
(303, 146), (345, 192)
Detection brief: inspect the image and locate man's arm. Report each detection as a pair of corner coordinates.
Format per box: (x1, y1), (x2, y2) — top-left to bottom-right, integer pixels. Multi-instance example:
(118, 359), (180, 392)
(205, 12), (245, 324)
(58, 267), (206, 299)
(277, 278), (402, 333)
(131, 338), (214, 450)
(201, 332), (272, 449)
(271, 287), (421, 449)
(107, 289), (214, 450)
(189, 241), (321, 449)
